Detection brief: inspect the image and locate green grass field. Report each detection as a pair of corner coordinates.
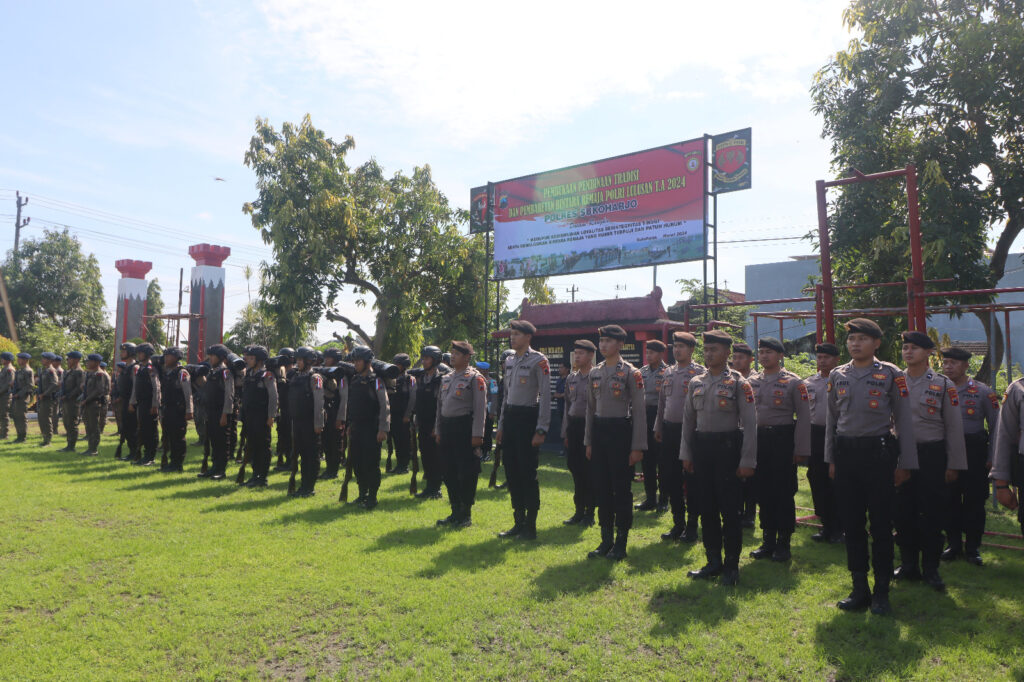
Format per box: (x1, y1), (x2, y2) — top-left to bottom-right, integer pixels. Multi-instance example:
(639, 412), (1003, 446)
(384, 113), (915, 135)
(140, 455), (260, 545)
(2, 420), (1023, 681)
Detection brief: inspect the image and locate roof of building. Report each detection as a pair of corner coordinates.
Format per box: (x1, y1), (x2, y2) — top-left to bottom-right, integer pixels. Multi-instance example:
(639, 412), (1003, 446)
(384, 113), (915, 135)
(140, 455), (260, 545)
(519, 286), (668, 328)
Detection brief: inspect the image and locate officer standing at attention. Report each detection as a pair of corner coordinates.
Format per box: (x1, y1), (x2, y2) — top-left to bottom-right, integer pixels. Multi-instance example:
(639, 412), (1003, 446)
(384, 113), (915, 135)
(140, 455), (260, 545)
(388, 353), (416, 475)
(940, 346), (999, 565)
(288, 346), (324, 497)
(36, 352), (59, 446)
(59, 351), (86, 452)
(129, 344), (161, 466)
(992, 375), (1024, 535)
(274, 348), (296, 471)
(894, 331), (967, 591)
(495, 319), (551, 541)
(51, 354), (64, 437)
(414, 346), (445, 500)
(747, 337), (811, 563)
(240, 345), (278, 486)
(81, 353), (111, 456)
(730, 343), (754, 378)
(825, 318), (917, 616)
(0, 352), (14, 440)
(319, 348), (345, 480)
(435, 341), (487, 528)
(159, 348), (192, 472)
(638, 340), (668, 512)
(653, 331), (705, 542)
(562, 339), (596, 527)
(197, 344), (234, 480)
(730, 342), (757, 528)
(584, 325), (646, 560)
(11, 352), (34, 443)
(345, 346), (389, 509)
(803, 342), (843, 543)
(681, 330), (757, 586)
(115, 343), (138, 461)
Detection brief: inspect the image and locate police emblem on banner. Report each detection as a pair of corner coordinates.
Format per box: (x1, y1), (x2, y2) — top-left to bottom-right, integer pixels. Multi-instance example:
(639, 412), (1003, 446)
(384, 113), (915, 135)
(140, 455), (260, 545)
(711, 127), (752, 193)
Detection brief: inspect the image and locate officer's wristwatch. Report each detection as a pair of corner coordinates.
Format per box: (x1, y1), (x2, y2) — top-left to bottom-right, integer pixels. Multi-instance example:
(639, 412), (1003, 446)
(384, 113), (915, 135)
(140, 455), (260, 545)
(536, 428), (547, 436)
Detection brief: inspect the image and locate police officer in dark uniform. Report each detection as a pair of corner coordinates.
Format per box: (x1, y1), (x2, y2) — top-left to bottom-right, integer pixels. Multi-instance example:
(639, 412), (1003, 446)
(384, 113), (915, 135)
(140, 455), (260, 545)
(825, 318), (917, 615)
(653, 331), (705, 541)
(584, 325), (647, 560)
(347, 346), (390, 509)
(388, 353), (416, 475)
(435, 341), (487, 527)
(114, 343), (138, 460)
(0, 352), (14, 440)
(129, 344), (160, 465)
(804, 342), (843, 542)
(51, 354), (64, 437)
(159, 347), (192, 472)
(319, 348), (345, 480)
(240, 345), (278, 486)
(748, 337), (811, 563)
(562, 339), (596, 526)
(274, 347), (295, 471)
(11, 353), (33, 443)
(681, 330), (757, 585)
(495, 320), (551, 540)
(940, 346), (999, 565)
(894, 331), (967, 591)
(414, 346), (445, 500)
(638, 340), (668, 511)
(59, 351), (86, 452)
(81, 354), (110, 456)
(288, 346), (324, 497)
(197, 344), (234, 480)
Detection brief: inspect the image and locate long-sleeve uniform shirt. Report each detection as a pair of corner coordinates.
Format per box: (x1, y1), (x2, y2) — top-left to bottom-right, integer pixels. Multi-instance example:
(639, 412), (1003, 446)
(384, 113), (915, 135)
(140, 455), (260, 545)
(748, 368), (811, 458)
(61, 368), (86, 404)
(639, 362), (669, 408)
(13, 367), (34, 400)
(0, 365), (14, 394)
(82, 369), (112, 405)
(38, 367), (59, 399)
(992, 379), (1024, 482)
(653, 361), (706, 434)
(904, 370), (967, 470)
(679, 367), (758, 468)
(824, 359), (918, 469)
(956, 377), (1000, 464)
(804, 373), (829, 427)
(561, 368), (592, 438)
(497, 347), (551, 433)
(436, 366), (487, 439)
(129, 363), (162, 407)
(583, 359), (647, 451)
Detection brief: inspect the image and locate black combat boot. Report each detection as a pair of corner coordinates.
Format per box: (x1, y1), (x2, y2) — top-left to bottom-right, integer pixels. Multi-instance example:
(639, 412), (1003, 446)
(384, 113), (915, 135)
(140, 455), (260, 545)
(520, 509), (538, 540)
(837, 571), (871, 611)
(607, 528), (629, 561)
(588, 527), (614, 559)
(498, 509), (524, 538)
(563, 509), (584, 526)
(771, 533), (792, 562)
(661, 525), (684, 541)
(687, 557), (724, 580)
(456, 505), (473, 529)
(580, 509), (595, 527)
(720, 555), (740, 586)
(870, 576), (892, 616)
(750, 530), (777, 559)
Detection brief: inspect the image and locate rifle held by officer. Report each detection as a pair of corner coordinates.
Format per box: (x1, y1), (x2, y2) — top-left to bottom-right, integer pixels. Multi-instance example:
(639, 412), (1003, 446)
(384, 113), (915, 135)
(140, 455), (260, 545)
(489, 441), (503, 488)
(339, 439), (355, 502)
(409, 419), (419, 496)
(287, 437), (299, 496)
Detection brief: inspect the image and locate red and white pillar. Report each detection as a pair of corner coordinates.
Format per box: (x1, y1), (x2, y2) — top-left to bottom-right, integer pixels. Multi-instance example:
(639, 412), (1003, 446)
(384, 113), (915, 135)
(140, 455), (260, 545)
(114, 259), (152, 350)
(187, 244), (231, 364)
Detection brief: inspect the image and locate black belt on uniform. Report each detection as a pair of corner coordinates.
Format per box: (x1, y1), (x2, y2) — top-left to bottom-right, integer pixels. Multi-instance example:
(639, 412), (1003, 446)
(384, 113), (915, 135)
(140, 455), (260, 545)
(440, 415), (473, 424)
(567, 415), (586, 423)
(757, 423), (794, 432)
(505, 404), (538, 413)
(964, 430), (988, 443)
(836, 434), (894, 449)
(594, 416), (629, 424)
(662, 420), (682, 428)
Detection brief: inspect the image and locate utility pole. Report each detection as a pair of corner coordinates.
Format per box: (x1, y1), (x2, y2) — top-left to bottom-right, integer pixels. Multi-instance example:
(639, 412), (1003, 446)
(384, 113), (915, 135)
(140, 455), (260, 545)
(176, 268), (184, 348)
(14, 191), (29, 259)
(566, 285), (578, 302)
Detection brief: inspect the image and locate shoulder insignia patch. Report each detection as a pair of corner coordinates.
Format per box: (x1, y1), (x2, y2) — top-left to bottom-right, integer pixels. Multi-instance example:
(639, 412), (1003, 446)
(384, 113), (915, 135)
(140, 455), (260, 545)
(826, 381), (832, 392)
(947, 386), (959, 406)
(894, 375), (909, 398)
(797, 383), (808, 401)
(180, 370), (189, 382)
(539, 358), (550, 376)
(741, 382), (754, 403)
(989, 392), (1000, 409)
(634, 371), (644, 390)
(476, 375), (485, 391)
(313, 375), (323, 389)
(222, 369), (229, 380)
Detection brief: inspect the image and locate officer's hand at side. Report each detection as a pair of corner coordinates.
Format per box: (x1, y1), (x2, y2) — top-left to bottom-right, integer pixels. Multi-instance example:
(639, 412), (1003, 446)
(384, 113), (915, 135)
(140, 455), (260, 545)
(471, 437), (483, 447)
(586, 446), (592, 460)
(314, 427), (322, 434)
(128, 405), (135, 414)
(737, 466), (755, 479)
(794, 455), (808, 465)
(563, 437), (569, 448)
(683, 460), (694, 474)
(495, 430), (503, 445)
(150, 406), (158, 416)
(335, 421), (345, 432)
(376, 430), (386, 443)
(628, 450), (642, 466)
(829, 463), (835, 479)
(944, 469), (959, 484)
(996, 483), (1018, 510)
(654, 431), (662, 443)
(894, 468), (911, 486)
(403, 417), (410, 424)
(434, 434), (441, 444)
(531, 433), (544, 448)
(185, 412), (193, 421)
(266, 417), (274, 428)
(219, 414), (228, 427)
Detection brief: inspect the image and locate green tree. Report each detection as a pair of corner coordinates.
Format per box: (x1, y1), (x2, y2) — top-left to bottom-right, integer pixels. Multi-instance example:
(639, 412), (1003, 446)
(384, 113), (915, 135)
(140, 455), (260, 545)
(244, 115), (489, 359)
(522, 276), (556, 305)
(1, 229), (111, 341)
(676, 278), (752, 343)
(811, 0), (1024, 369)
(145, 279), (167, 347)
(226, 301), (286, 351)
(21, 319), (114, 362)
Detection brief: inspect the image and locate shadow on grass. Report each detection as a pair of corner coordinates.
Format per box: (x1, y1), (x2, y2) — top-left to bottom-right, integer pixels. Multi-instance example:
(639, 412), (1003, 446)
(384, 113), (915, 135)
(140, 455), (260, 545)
(161, 483), (238, 500)
(417, 536), (542, 577)
(623, 538), (703, 573)
(532, 557), (614, 598)
(119, 475), (196, 492)
(368, 526), (445, 552)
(205, 492), (295, 513)
(647, 579), (743, 633)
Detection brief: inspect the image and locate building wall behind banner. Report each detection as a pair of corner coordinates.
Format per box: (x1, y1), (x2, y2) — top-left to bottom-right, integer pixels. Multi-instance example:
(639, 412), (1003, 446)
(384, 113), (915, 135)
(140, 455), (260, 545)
(492, 139), (706, 280)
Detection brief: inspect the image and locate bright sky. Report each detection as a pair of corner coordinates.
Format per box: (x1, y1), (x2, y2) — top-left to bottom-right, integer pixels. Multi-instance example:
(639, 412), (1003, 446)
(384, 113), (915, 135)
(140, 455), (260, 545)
(2, 0), (860, 345)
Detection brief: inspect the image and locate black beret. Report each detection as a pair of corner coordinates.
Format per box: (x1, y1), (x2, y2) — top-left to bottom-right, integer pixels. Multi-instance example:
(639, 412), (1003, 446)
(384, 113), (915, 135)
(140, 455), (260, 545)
(845, 318), (883, 339)
(16, 352), (30, 359)
(100, 362), (107, 369)
(598, 324), (627, 341)
(0, 352), (13, 361)
(573, 339), (596, 352)
(646, 339), (667, 352)
(392, 353), (411, 368)
(732, 342), (752, 355)
(116, 361), (127, 368)
(758, 337), (785, 354)
(814, 343), (840, 357)
(672, 331), (697, 347)
(940, 346), (972, 361)
(901, 330), (935, 349)
(52, 355), (63, 362)
(87, 353), (103, 362)
(509, 319), (536, 335)
(703, 330), (734, 347)
(450, 340), (474, 355)
(41, 352), (56, 360)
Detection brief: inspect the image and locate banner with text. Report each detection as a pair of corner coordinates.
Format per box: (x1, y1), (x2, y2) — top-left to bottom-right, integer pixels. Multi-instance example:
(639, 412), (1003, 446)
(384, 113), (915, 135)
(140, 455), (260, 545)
(492, 139), (705, 280)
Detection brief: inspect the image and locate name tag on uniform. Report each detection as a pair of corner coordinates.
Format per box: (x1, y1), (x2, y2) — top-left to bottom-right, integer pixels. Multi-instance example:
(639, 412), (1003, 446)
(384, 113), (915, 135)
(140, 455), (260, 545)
(520, 378), (527, 384)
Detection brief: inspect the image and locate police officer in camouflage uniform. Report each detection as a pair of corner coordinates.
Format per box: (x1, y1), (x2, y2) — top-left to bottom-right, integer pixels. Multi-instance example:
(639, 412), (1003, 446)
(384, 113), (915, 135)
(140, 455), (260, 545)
(681, 330), (757, 586)
(434, 341), (486, 528)
(388, 353), (416, 475)
(289, 346), (325, 497)
(59, 351), (86, 452)
(0, 352), (15, 440)
(81, 353), (111, 456)
(496, 320), (551, 540)
(940, 346), (999, 565)
(240, 345), (278, 486)
(637, 340), (668, 512)
(653, 331), (705, 542)
(894, 331), (967, 592)
(11, 352), (34, 443)
(36, 352), (60, 446)
(747, 337), (811, 563)
(347, 346), (390, 509)
(52, 354), (64, 436)
(584, 325), (647, 560)
(562, 339), (596, 526)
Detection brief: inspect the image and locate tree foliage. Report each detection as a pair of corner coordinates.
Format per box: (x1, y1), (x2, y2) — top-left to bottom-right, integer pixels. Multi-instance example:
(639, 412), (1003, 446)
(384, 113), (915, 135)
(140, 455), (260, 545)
(522, 277), (556, 305)
(676, 278), (752, 343)
(226, 301), (288, 352)
(811, 0), (1024, 366)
